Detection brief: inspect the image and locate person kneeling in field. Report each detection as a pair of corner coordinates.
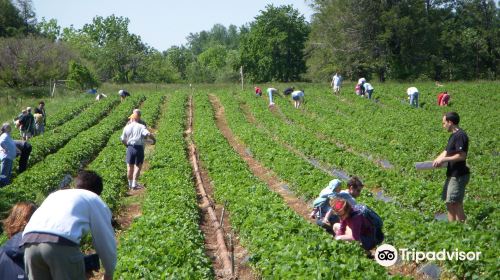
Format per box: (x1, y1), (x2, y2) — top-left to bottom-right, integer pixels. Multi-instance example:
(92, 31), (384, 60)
(331, 198), (379, 251)
(310, 179), (342, 233)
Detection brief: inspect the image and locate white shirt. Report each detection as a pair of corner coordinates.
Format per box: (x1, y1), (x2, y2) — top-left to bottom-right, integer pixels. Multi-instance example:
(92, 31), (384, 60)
(291, 90), (304, 98)
(23, 189), (117, 275)
(407, 87), (419, 96)
(363, 83), (374, 91)
(120, 121), (150, 146)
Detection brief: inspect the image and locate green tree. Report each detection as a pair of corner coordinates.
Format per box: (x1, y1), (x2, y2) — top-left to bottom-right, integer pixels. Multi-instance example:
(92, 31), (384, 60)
(134, 50), (180, 83)
(67, 60), (99, 90)
(35, 17), (60, 41)
(0, 36), (75, 87)
(239, 4), (310, 82)
(165, 46), (194, 80)
(61, 15), (147, 83)
(0, 0), (24, 37)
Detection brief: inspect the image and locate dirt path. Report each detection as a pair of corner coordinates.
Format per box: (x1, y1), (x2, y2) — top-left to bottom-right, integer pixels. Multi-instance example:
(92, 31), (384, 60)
(87, 104), (158, 279)
(209, 95), (313, 222)
(187, 96), (258, 280)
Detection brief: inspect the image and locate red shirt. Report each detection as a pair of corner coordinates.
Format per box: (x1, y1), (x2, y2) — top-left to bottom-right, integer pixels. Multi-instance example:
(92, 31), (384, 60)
(338, 210), (373, 241)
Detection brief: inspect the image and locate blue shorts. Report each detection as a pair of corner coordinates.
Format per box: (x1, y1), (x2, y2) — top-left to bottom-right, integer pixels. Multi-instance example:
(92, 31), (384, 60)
(126, 145), (145, 165)
(292, 95), (301, 101)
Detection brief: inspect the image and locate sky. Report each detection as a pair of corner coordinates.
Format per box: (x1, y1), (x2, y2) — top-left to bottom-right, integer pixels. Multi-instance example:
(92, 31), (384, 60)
(32, 0), (314, 52)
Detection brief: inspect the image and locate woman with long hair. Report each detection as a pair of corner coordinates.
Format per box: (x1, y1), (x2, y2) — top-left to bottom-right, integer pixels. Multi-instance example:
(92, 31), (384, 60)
(0, 201), (37, 279)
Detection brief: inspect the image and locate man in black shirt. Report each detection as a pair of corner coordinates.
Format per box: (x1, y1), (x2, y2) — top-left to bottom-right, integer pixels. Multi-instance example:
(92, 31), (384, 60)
(432, 112), (470, 222)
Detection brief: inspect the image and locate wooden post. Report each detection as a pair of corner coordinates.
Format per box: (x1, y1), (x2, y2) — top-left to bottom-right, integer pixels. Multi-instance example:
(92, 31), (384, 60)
(240, 66), (243, 91)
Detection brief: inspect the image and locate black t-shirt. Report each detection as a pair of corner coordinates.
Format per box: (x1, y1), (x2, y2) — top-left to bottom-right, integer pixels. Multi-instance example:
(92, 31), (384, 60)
(445, 129), (470, 177)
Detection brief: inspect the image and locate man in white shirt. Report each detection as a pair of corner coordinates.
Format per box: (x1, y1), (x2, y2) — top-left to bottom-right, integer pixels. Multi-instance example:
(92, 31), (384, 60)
(120, 113), (155, 189)
(22, 170), (116, 280)
(331, 73), (343, 95)
(407, 87), (419, 108)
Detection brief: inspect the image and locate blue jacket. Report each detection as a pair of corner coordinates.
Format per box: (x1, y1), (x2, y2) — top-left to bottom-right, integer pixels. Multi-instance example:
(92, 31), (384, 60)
(0, 232), (26, 279)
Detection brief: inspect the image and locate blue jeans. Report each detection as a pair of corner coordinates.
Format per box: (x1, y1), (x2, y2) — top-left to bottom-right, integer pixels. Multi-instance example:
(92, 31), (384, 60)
(410, 93), (419, 107)
(367, 89), (374, 99)
(0, 158), (13, 187)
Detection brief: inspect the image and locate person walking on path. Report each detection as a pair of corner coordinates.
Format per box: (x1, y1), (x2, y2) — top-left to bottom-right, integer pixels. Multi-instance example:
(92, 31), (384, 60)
(363, 82), (374, 99)
(18, 108), (35, 140)
(120, 113), (156, 190)
(432, 112), (470, 222)
(22, 170), (116, 280)
(291, 90), (305, 109)
(33, 101), (46, 135)
(0, 123), (17, 188)
(407, 87), (419, 108)
(331, 73), (343, 94)
(0, 201), (37, 279)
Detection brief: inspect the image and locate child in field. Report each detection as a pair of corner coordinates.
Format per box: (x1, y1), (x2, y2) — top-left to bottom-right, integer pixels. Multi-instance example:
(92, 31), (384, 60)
(310, 179), (342, 232)
(254, 87), (262, 97)
(355, 84), (361, 96)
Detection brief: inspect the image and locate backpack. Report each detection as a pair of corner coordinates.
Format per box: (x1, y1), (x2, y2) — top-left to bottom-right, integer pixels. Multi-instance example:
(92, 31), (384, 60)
(354, 204), (384, 245)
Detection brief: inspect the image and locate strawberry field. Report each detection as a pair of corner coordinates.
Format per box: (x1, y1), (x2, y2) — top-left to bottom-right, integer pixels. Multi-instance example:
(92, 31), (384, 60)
(0, 81), (498, 279)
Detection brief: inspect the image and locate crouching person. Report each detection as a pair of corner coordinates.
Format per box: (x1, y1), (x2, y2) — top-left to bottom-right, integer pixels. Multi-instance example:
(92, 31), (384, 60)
(22, 170), (116, 280)
(330, 198), (382, 251)
(310, 179), (342, 232)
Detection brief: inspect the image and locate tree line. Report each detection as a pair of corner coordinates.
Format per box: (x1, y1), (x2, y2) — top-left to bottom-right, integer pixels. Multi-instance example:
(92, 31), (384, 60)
(0, 0), (498, 89)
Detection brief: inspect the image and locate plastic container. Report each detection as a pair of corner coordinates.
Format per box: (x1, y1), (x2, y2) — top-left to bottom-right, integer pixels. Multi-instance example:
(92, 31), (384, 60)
(415, 161), (443, 170)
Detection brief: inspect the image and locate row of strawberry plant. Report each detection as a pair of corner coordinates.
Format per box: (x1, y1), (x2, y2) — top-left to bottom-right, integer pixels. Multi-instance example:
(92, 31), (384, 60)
(45, 97), (95, 130)
(89, 92), (166, 212)
(0, 94), (144, 220)
(192, 92), (389, 278)
(216, 90), (496, 278)
(25, 97), (120, 168)
(239, 90), (498, 229)
(115, 92), (213, 279)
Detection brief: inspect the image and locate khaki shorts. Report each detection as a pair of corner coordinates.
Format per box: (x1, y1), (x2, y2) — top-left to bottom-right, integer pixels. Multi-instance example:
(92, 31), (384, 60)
(442, 174), (470, 203)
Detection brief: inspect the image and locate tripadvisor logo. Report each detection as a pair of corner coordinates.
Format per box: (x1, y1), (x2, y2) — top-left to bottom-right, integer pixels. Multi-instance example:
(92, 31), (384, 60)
(375, 244), (482, 267)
